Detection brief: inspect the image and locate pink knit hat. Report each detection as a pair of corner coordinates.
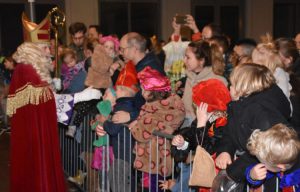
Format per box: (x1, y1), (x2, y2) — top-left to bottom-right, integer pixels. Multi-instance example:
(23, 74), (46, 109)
(100, 35), (120, 52)
(138, 66), (171, 92)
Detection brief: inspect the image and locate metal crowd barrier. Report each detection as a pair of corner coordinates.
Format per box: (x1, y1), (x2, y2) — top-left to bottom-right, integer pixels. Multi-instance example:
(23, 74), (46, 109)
(58, 113), (272, 192)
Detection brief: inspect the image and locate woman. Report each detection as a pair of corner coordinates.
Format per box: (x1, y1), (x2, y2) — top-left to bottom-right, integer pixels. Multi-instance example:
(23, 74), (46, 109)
(181, 40), (227, 127)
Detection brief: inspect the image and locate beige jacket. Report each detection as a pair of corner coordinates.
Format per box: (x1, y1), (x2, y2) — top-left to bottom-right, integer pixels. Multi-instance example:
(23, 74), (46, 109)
(182, 66), (228, 120)
(131, 94), (185, 176)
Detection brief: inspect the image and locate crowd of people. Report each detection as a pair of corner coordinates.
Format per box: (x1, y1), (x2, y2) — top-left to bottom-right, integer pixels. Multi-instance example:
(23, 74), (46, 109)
(1, 11), (300, 192)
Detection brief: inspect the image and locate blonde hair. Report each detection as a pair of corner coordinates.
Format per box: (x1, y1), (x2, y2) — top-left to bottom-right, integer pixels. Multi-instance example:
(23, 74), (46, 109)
(252, 34), (284, 73)
(247, 123), (300, 168)
(252, 43), (284, 73)
(13, 42), (53, 84)
(230, 63), (276, 98)
(60, 48), (77, 62)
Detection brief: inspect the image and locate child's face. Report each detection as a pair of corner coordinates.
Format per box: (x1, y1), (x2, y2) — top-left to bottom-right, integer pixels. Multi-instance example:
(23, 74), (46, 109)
(4, 59), (14, 70)
(103, 88), (116, 104)
(260, 161), (285, 173)
(104, 41), (116, 58)
(64, 54), (76, 67)
(141, 88), (152, 100)
(116, 86), (134, 99)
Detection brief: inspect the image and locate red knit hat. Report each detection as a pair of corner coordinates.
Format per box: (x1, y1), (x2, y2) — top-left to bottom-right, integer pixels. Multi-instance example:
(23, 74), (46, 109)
(192, 79), (231, 112)
(115, 61), (139, 92)
(192, 79), (231, 129)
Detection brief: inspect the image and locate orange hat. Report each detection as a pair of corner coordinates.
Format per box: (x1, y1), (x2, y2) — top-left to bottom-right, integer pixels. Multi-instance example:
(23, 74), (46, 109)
(115, 61), (139, 92)
(22, 12), (50, 43)
(192, 79), (231, 112)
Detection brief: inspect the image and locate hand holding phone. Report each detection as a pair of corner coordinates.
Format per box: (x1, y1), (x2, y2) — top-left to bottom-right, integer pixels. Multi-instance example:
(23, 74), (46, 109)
(175, 15), (187, 25)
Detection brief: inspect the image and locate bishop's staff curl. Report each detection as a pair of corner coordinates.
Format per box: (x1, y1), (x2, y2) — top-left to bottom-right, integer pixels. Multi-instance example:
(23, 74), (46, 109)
(49, 7), (65, 78)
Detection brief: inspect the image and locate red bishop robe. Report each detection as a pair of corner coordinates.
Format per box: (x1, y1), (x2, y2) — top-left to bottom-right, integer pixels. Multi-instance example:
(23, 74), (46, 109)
(7, 63), (66, 192)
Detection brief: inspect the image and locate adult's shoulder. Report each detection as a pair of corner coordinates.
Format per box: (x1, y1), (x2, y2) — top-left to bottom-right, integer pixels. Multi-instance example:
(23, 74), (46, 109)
(11, 63), (43, 86)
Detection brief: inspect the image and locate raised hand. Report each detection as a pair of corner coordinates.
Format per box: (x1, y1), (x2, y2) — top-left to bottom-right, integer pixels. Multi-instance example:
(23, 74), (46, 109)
(185, 14), (199, 33)
(196, 102), (210, 127)
(172, 16), (181, 35)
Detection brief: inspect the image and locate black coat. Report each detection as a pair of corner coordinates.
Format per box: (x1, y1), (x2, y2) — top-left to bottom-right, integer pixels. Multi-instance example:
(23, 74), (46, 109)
(216, 84), (291, 183)
(135, 52), (166, 75)
(134, 52), (167, 110)
(103, 97), (139, 162)
(171, 118), (225, 163)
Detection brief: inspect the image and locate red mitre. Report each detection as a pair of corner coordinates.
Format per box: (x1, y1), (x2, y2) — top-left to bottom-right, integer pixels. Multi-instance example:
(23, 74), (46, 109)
(22, 12), (50, 43)
(192, 79), (231, 112)
(138, 66), (171, 92)
(115, 61), (139, 92)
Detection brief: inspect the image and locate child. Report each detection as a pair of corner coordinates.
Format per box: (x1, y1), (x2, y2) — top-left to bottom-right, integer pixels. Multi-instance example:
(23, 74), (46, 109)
(60, 48), (84, 92)
(246, 123), (300, 192)
(161, 79), (231, 191)
(100, 35), (124, 85)
(215, 63), (291, 186)
(96, 61), (139, 192)
(129, 66), (185, 192)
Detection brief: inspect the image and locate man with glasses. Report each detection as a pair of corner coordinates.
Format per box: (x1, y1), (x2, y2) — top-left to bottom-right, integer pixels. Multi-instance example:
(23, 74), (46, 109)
(112, 32), (166, 124)
(119, 32), (165, 75)
(69, 22), (87, 62)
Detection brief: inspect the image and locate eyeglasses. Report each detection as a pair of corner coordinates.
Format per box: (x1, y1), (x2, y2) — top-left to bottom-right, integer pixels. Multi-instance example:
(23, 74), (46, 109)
(72, 35), (85, 41)
(119, 46), (131, 53)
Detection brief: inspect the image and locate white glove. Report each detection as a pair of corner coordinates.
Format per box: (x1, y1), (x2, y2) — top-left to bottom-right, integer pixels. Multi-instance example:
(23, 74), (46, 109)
(73, 86), (102, 104)
(52, 78), (62, 91)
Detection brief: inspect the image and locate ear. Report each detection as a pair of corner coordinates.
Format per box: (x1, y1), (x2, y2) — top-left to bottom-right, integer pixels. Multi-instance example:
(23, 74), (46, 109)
(277, 164), (286, 172)
(198, 58), (205, 67)
(287, 56), (293, 65)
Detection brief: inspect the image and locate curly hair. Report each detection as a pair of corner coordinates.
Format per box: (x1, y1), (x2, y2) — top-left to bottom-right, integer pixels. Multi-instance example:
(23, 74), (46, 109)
(13, 42), (53, 84)
(247, 123), (300, 169)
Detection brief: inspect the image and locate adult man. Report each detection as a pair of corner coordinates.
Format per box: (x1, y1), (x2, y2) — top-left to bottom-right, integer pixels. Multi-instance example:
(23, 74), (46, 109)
(69, 22), (87, 62)
(231, 38), (257, 66)
(8, 13), (100, 192)
(112, 32), (166, 123)
(7, 12), (67, 192)
(88, 25), (102, 41)
(119, 32), (165, 75)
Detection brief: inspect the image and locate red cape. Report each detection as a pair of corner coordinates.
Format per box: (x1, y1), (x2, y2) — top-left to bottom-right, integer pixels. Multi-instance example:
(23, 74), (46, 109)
(8, 64), (66, 192)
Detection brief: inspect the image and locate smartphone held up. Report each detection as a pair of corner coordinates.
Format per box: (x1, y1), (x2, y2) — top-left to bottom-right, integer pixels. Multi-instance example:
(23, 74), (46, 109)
(175, 15), (187, 25)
